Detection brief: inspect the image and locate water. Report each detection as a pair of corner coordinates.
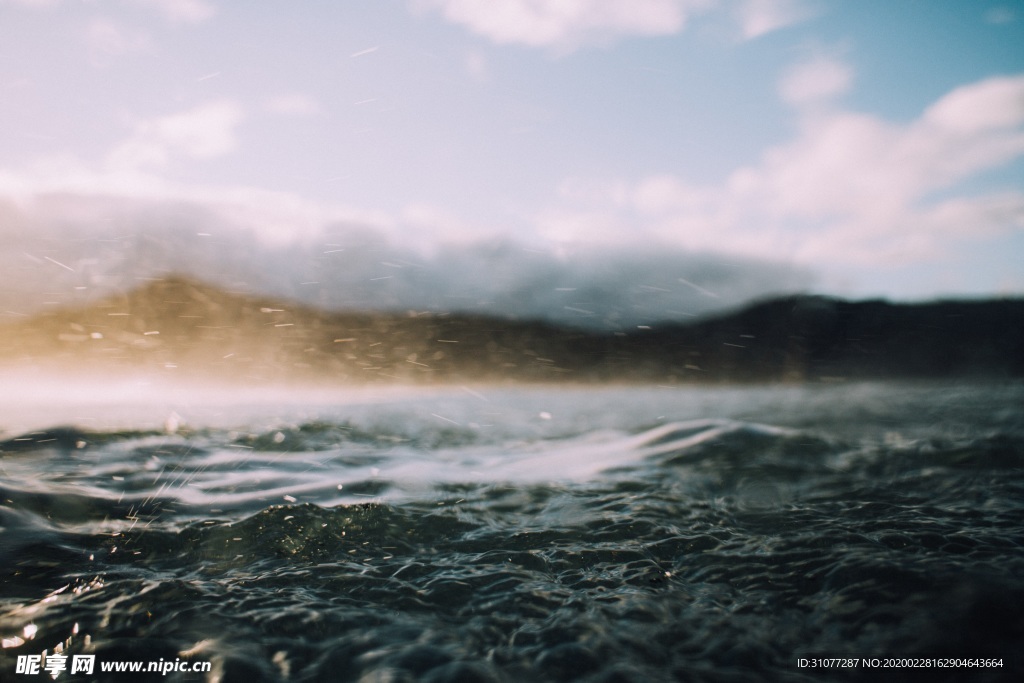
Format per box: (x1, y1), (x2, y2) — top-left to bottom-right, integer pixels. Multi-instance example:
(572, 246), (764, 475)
(1, 381), (1022, 682)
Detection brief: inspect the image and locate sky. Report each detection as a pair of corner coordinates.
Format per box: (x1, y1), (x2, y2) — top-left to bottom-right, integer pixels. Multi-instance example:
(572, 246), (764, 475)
(1, 0), (1023, 328)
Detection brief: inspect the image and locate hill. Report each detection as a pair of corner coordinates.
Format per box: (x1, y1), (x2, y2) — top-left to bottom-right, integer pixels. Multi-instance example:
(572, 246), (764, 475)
(0, 276), (1021, 383)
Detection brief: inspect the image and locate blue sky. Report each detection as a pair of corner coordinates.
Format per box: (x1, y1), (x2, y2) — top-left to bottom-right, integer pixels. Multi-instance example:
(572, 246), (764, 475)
(1, 0), (1022, 326)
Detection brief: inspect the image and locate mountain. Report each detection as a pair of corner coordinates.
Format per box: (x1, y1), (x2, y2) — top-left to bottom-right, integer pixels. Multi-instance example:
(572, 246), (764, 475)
(0, 276), (1021, 384)
(636, 295), (1024, 381)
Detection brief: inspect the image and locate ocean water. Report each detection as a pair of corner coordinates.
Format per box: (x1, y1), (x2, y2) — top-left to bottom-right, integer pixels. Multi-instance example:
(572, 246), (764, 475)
(1, 381), (1022, 682)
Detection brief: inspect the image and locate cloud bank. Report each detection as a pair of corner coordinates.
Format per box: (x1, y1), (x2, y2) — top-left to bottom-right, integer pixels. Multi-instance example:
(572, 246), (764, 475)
(0, 192), (814, 329)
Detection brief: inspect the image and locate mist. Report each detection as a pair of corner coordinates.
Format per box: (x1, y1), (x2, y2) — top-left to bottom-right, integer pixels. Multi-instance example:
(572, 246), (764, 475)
(0, 194), (814, 329)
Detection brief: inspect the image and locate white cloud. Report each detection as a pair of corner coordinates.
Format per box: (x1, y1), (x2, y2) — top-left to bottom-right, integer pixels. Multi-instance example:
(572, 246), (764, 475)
(417, 0), (816, 50)
(106, 100), (243, 171)
(923, 75), (1024, 134)
(0, 162), (397, 255)
(778, 55), (852, 107)
(735, 0), (815, 39)
(264, 94), (323, 117)
(536, 70), (1024, 270)
(416, 0), (714, 51)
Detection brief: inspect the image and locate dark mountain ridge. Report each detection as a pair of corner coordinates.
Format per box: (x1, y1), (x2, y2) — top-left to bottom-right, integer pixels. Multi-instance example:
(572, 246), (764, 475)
(0, 276), (1020, 383)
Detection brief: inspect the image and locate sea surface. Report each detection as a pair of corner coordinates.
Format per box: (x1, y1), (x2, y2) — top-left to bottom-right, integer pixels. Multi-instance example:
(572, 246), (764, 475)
(1, 381), (1022, 682)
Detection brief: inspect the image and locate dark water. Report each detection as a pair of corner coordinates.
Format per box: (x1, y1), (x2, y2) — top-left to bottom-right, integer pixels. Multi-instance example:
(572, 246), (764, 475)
(1, 382), (1023, 682)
